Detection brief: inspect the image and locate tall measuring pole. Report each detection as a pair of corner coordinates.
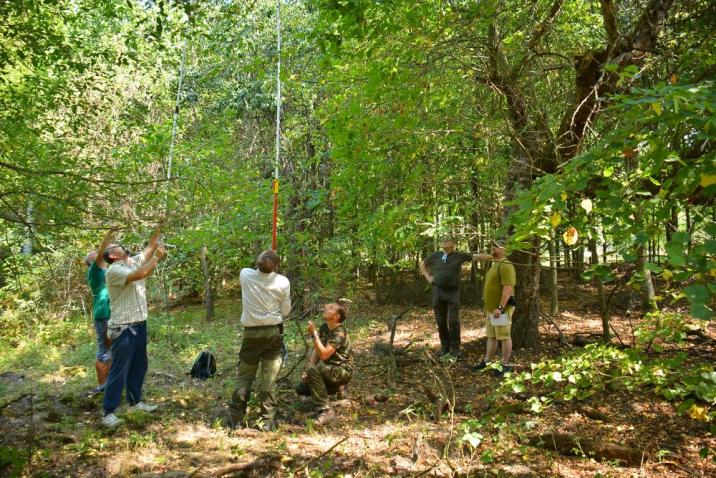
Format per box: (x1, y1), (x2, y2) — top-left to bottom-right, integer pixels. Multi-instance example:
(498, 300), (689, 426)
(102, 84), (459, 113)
(166, 43), (186, 207)
(272, 0), (281, 251)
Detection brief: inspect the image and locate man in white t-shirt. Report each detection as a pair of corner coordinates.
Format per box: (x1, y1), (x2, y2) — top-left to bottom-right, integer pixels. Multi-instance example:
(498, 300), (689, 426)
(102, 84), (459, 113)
(226, 250), (291, 431)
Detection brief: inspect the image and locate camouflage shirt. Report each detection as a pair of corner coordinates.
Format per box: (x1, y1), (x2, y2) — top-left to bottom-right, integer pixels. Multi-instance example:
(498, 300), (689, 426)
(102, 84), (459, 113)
(319, 323), (352, 371)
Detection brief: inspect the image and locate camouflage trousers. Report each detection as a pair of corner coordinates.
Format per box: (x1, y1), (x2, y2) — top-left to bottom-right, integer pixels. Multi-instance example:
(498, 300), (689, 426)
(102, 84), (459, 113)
(228, 325), (283, 427)
(303, 362), (352, 410)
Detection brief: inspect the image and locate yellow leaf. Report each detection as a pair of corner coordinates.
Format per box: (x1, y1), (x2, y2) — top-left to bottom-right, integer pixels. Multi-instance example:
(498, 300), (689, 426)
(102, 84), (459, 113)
(563, 226), (579, 246)
(651, 102), (662, 115)
(670, 73), (678, 85)
(550, 212), (561, 229)
(687, 404), (709, 422)
(580, 198), (593, 214)
(662, 269), (673, 280)
(700, 174), (716, 188)
(560, 192), (568, 201)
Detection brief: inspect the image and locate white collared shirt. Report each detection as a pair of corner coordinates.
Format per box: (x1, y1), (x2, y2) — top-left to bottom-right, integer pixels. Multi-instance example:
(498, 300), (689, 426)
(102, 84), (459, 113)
(239, 268), (291, 326)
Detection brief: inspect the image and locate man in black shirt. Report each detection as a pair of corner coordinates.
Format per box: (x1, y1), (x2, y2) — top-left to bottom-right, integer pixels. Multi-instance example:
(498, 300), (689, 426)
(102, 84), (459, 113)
(420, 239), (473, 358)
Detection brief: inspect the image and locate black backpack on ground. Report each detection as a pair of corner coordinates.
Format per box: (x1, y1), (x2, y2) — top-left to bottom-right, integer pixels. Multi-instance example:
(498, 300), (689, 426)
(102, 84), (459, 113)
(189, 350), (216, 380)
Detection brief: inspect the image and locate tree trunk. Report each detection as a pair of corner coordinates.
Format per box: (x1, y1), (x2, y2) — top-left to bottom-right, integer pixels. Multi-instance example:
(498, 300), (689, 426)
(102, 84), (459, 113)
(549, 233), (559, 316)
(602, 239), (608, 264)
(511, 237), (541, 349)
(200, 245), (215, 321)
(589, 229), (610, 341)
(636, 243), (657, 312)
(564, 243), (572, 270)
(555, 235), (560, 269)
(572, 246), (585, 281)
(22, 203), (33, 255)
(685, 204), (693, 251)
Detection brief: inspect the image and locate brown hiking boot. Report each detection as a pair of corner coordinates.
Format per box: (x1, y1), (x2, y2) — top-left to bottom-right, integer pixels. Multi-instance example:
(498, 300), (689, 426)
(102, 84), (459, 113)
(316, 408), (336, 426)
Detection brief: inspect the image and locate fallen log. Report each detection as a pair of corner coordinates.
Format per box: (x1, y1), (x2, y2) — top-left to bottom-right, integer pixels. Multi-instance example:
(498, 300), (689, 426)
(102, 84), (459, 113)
(572, 333), (603, 347)
(528, 433), (643, 466)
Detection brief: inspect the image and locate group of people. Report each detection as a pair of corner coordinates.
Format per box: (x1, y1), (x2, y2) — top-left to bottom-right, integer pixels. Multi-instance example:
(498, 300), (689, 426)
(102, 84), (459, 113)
(420, 237), (516, 374)
(85, 229), (514, 430)
(85, 230), (352, 430)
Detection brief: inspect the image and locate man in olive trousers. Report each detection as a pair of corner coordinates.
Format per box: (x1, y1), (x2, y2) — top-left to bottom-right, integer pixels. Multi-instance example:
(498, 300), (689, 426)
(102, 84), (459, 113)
(227, 250), (291, 431)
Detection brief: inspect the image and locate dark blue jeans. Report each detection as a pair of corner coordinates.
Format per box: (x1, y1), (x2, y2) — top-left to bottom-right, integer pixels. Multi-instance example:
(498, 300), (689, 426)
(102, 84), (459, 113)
(103, 322), (148, 415)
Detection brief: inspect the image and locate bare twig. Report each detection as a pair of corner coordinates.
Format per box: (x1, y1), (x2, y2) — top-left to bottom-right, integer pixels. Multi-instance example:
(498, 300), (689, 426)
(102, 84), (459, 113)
(293, 436), (349, 476)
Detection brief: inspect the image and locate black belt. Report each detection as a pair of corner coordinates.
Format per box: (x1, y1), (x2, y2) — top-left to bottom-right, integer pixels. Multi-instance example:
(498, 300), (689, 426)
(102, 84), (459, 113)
(244, 323), (283, 331)
(109, 320), (145, 328)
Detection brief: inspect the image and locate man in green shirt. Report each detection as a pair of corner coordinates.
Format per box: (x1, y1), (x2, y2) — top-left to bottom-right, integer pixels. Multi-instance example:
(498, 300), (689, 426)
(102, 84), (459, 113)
(296, 303), (352, 425)
(473, 239), (516, 375)
(84, 228), (116, 394)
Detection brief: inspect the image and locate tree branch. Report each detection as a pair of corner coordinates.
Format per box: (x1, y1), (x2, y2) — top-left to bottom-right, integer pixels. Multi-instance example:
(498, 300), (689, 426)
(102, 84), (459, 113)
(0, 160), (178, 186)
(599, 0), (619, 47)
(557, 0), (676, 161)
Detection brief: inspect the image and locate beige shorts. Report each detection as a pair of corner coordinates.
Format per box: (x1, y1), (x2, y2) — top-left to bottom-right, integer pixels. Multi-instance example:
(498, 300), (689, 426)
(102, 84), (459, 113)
(485, 307), (514, 341)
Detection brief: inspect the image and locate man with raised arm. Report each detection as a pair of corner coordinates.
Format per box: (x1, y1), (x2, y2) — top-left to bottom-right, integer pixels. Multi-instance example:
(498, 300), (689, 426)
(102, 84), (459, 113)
(84, 228), (116, 395)
(420, 238), (473, 358)
(226, 250), (291, 432)
(100, 227), (166, 429)
(472, 238), (516, 376)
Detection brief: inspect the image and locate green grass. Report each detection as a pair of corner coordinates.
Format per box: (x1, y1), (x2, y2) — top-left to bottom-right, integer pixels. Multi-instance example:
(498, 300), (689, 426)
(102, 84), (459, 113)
(0, 299), (398, 405)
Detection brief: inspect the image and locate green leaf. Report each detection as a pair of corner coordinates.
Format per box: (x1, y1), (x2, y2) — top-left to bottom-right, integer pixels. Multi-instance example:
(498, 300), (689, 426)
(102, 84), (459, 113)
(665, 242), (685, 266)
(690, 302), (713, 320)
(677, 398), (695, 414)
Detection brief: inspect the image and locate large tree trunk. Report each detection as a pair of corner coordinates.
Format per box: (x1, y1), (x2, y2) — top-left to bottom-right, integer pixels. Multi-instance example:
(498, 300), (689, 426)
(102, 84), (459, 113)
(511, 237), (541, 349)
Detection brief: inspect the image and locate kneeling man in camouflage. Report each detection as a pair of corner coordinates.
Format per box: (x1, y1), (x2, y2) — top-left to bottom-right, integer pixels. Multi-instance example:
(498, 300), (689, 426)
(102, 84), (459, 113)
(297, 303), (352, 425)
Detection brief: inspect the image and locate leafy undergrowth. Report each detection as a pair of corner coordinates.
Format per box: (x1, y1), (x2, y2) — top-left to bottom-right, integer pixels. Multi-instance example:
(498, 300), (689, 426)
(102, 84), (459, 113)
(0, 295), (715, 477)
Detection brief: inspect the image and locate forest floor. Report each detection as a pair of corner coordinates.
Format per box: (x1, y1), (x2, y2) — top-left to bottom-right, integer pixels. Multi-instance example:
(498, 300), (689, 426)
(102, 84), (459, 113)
(1, 288), (715, 477)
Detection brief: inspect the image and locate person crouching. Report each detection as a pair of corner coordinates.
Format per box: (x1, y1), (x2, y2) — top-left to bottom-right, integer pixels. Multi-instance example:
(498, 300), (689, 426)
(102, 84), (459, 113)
(297, 303), (352, 425)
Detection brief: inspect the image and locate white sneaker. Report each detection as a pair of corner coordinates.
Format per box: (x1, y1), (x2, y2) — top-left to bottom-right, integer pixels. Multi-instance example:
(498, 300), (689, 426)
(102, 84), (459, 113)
(102, 413), (124, 429)
(129, 401), (158, 413)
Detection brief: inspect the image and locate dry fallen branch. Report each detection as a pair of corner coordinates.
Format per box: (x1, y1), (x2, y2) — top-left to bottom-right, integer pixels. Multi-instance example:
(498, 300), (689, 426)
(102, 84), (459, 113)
(292, 436), (349, 476)
(211, 452), (282, 477)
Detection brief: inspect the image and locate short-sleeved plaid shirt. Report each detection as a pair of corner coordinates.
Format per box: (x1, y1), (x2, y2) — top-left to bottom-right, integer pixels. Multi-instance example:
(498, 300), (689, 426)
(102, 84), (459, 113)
(105, 254), (148, 326)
